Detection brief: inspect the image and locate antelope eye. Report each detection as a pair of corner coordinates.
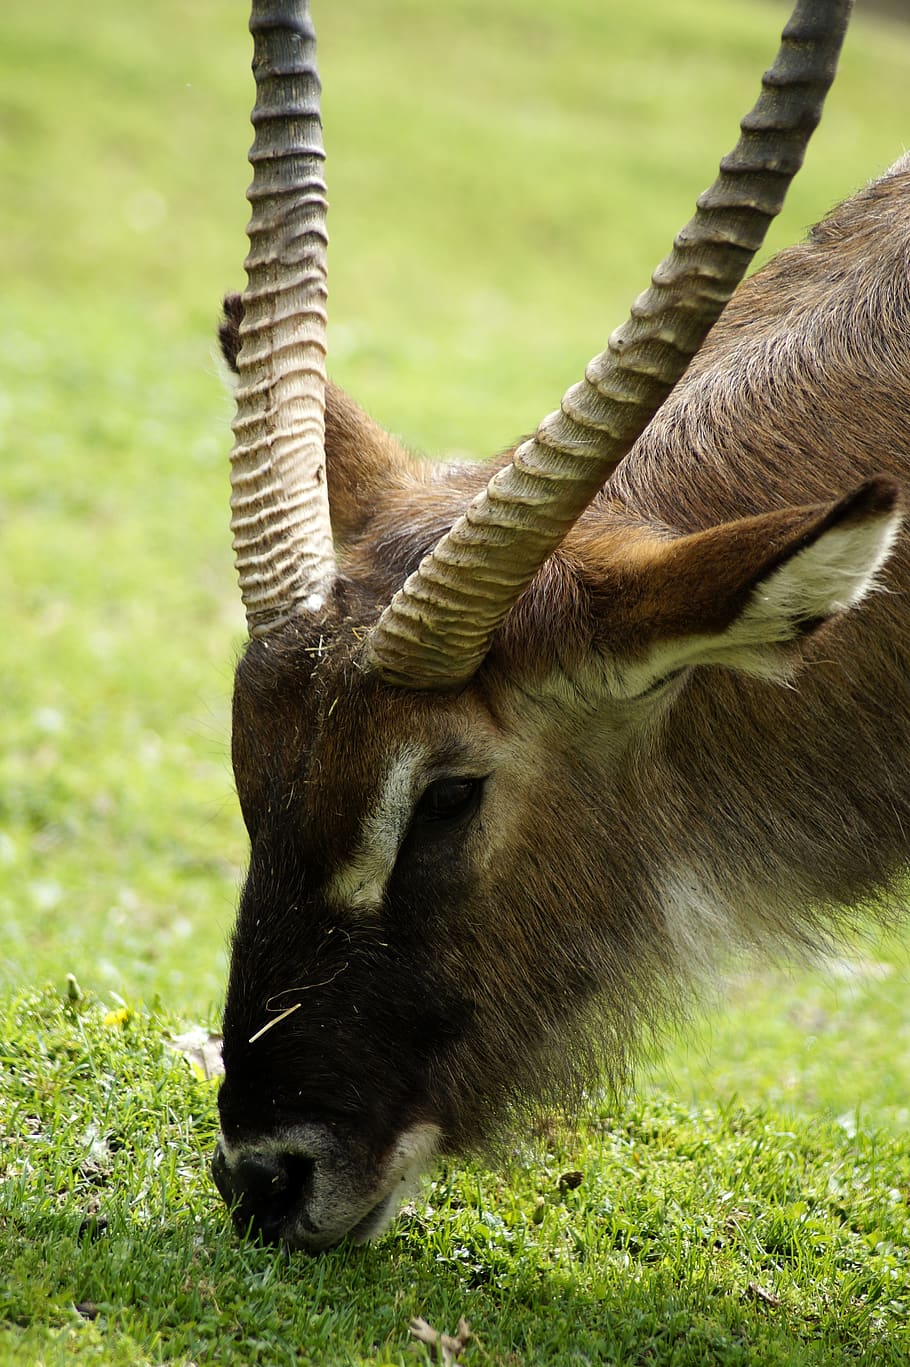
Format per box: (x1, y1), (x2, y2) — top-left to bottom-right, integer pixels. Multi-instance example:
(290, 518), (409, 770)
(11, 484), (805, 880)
(413, 776), (485, 827)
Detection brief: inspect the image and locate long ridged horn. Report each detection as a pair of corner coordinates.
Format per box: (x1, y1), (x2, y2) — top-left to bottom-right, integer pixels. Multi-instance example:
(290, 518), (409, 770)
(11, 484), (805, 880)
(230, 0), (335, 636)
(365, 0), (853, 689)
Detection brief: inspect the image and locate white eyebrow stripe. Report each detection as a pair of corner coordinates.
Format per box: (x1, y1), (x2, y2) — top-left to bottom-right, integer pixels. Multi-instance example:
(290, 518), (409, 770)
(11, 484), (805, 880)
(326, 744), (426, 913)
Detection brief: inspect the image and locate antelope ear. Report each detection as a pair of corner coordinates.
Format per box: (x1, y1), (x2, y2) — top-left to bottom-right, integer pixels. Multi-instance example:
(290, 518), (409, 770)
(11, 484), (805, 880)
(320, 383), (429, 546)
(590, 477), (903, 697)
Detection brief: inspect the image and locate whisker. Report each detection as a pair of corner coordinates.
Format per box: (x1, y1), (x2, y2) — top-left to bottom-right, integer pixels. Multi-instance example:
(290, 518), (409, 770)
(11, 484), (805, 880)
(263, 964), (350, 1011)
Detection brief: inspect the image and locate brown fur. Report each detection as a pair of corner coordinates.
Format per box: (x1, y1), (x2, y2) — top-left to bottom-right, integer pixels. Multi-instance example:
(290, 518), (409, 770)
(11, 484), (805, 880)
(214, 162), (910, 1250)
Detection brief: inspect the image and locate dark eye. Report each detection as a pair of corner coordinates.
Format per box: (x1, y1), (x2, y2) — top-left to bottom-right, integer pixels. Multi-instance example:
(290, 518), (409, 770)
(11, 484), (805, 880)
(412, 776), (485, 829)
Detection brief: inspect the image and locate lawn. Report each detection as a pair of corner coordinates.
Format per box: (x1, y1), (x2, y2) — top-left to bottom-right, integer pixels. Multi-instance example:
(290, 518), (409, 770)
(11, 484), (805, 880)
(2, 0), (910, 1362)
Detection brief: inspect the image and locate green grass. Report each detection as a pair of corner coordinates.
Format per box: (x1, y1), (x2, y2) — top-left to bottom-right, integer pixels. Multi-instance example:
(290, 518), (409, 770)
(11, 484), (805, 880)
(2, 986), (909, 1366)
(645, 946), (910, 1133)
(2, 0), (910, 1362)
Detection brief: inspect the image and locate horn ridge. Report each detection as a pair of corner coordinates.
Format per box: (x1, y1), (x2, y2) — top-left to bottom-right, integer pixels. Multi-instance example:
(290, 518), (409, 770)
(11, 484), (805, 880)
(230, 0), (335, 636)
(364, 0), (853, 689)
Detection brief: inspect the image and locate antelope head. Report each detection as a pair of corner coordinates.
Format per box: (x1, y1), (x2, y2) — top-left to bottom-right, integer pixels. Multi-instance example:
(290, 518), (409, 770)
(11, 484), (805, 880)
(212, 0), (903, 1251)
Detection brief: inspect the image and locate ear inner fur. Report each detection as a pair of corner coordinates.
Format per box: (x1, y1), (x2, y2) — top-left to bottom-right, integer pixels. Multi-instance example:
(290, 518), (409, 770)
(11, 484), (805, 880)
(492, 478), (902, 689)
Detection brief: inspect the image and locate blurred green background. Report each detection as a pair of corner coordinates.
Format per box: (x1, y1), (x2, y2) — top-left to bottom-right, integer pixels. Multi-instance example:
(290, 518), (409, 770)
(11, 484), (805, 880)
(1, 0), (909, 1116)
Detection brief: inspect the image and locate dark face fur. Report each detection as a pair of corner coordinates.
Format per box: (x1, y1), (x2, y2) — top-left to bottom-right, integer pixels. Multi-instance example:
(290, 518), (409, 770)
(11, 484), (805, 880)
(212, 602), (671, 1249)
(213, 609), (496, 1247)
(215, 617), (469, 1246)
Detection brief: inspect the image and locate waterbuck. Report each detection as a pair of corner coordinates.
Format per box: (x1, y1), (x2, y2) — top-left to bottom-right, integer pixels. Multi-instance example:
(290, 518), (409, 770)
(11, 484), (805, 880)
(212, 0), (910, 1251)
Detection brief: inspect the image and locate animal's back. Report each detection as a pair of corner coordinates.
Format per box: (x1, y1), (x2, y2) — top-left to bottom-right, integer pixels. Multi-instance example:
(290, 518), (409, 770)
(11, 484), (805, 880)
(611, 159), (910, 953)
(617, 158), (910, 525)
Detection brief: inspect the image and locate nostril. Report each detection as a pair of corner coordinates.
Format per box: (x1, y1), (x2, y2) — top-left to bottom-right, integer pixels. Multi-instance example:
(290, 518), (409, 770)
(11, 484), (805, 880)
(283, 1153), (315, 1210)
(233, 1151), (289, 1203)
(222, 1148), (317, 1243)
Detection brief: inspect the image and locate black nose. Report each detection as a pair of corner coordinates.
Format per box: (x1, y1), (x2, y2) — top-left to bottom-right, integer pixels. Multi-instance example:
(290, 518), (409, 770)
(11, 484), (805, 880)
(233, 1151), (288, 1202)
(212, 1144), (315, 1244)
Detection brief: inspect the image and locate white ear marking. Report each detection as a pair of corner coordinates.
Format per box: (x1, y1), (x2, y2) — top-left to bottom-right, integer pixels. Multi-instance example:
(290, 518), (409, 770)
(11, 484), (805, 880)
(739, 508), (902, 638)
(601, 505), (903, 699)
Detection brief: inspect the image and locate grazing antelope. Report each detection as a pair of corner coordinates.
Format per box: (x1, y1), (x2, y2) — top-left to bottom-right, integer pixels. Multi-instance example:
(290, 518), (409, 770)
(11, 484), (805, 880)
(212, 0), (910, 1252)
